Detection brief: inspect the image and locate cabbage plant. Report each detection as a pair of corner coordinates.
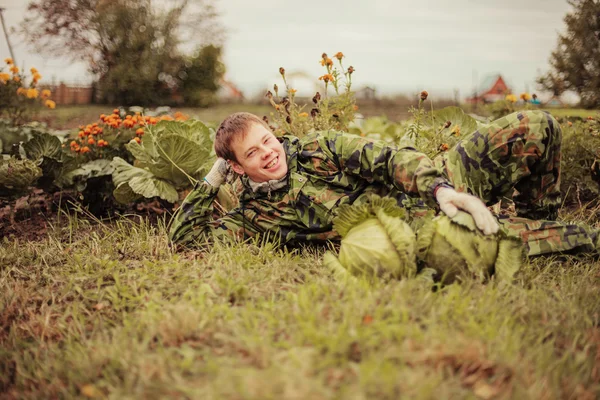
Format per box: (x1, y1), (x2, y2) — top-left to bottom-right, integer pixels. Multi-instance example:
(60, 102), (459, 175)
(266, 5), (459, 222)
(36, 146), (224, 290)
(111, 119), (214, 204)
(323, 196), (417, 281)
(416, 211), (524, 283)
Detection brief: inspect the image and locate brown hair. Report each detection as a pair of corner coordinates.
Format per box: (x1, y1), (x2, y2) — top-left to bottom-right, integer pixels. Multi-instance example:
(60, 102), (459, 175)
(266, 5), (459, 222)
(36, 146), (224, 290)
(214, 112), (271, 162)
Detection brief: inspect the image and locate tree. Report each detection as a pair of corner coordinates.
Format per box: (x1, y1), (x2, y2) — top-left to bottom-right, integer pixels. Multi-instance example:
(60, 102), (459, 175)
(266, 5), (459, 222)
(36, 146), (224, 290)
(179, 45), (225, 107)
(20, 0), (224, 106)
(537, 0), (600, 108)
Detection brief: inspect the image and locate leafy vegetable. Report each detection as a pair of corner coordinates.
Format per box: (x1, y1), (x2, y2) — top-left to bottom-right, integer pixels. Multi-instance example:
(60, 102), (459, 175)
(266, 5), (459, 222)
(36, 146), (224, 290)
(323, 196), (417, 281)
(111, 119), (214, 204)
(415, 211), (524, 283)
(0, 157), (42, 195)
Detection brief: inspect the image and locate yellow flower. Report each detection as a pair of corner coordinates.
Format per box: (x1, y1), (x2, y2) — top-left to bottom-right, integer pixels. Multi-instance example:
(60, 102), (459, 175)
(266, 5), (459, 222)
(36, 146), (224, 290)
(12, 76), (20, 82)
(16, 87), (26, 95)
(334, 52), (344, 60)
(0, 72), (9, 83)
(33, 73), (42, 82)
(505, 94), (517, 103)
(41, 89), (51, 98)
(44, 99), (56, 109)
(520, 92), (531, 101)
(289, 88), (297, 94)
(30, 67), (38, 74)
(5, 58), (13, 65)
(318, 74), (335, 83)
(26, 88), (39, 99)
(9, 66), (18, 74)
(298, 112), (309, 117)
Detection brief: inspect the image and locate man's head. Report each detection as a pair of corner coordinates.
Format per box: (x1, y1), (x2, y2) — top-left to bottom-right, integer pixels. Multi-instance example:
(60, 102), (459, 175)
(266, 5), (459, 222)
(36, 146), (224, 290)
(215, 112), (288, 183)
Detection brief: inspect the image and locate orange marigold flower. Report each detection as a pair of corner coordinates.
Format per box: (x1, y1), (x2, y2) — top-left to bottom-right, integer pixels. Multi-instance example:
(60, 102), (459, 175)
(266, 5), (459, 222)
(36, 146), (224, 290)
(289, 88), (297, 94)
(567, 121), (573, 126)
(88, 137), (96, 145)
(4, 57), (13, 65)
(353, 105), (359, 111)
(16, 87), (26, 95)
(97, 139), (108, 147)
(136, 128), (144, 136)
(33, 73), (42, 82)
(113, 108), (119, 114)
(70, 140), (78, 147)
(30, 67), (38, 74)
(44, 99), (56, 109)
(12, 76), (20, 82)
(41, 89), (51, 98)
(439, 143), (449, 151)
(320, 58), (333, 67)
(318, 74), (335, 83)
(9, 66), (18, 74)
(334, 52), (344, 60)
(174, 111), (188, 121)
(298, 112), (309, 117)
(160, 115), (174, 121)
(587, 116), (594, 120)
(134, 137), (141, 144)
(26, 88), (39, 99)
(0, 72), (9, 83)
(78, 131), (85, 138)
(80, 146), (91, 153)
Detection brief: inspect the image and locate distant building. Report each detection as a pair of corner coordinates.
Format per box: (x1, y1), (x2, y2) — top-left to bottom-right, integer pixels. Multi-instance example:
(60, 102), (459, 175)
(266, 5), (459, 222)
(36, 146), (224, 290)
(355, 86), (377, 101)
(217, 78), (244, 103)
(466, 74), (511, 104)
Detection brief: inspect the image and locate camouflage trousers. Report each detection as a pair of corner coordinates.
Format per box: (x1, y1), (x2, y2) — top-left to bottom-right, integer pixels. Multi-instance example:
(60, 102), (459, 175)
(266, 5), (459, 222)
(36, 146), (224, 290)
(435, 110), (598, 256)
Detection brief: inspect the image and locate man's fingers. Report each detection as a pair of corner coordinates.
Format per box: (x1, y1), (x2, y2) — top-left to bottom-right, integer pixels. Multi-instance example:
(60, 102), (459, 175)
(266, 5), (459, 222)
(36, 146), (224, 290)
(439, 202), (458, 218)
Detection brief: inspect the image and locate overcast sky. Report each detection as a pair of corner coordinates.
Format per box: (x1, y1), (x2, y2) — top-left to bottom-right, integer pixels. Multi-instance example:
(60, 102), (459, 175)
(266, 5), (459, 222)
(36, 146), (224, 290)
(0, 0), (572, 99)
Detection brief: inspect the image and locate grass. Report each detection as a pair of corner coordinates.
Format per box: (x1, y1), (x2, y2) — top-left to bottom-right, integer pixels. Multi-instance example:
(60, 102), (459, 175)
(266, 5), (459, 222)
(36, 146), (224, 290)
(1, 211), (599, 399)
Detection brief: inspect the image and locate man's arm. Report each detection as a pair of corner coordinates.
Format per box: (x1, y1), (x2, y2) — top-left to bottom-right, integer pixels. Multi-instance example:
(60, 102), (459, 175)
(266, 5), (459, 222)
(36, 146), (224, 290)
(313, 131), (498, 234)
(314, 130), (447, 208)
(168, 159), (259, 249)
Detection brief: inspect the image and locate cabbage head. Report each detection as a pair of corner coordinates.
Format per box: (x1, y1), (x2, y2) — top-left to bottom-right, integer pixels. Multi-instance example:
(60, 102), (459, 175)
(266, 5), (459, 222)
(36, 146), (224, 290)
(0, 158), (42, 195)
(415, 211), (524, 283)
(323, 196), (417, 281)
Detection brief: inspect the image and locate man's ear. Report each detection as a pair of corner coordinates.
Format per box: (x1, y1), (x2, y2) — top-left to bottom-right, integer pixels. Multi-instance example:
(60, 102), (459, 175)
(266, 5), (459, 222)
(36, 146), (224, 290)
(229, 160), (245, 175)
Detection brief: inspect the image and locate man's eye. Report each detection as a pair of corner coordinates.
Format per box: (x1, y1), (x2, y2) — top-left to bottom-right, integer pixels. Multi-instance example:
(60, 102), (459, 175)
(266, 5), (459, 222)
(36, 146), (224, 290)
(247, 150), (256, 157)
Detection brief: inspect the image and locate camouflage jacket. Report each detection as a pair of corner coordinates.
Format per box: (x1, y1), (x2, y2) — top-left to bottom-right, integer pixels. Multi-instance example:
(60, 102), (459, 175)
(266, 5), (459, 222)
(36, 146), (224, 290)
(168, 130), (448, 248)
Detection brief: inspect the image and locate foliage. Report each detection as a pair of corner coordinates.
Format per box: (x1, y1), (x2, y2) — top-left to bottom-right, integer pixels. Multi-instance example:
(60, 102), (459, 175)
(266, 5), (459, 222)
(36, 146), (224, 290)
(324, 196), (417, 281)
(264, 52), (357, 138)
(0, 58), (56, 126)
(416, 211), (524, 284)
(111, 119), (214, 204)
(179, 45), (226, 107)
(21, 0), (224, 106)
(561, 114), (600, 205)
(0, 157), (41, 196)
(537, 0), (600, 108)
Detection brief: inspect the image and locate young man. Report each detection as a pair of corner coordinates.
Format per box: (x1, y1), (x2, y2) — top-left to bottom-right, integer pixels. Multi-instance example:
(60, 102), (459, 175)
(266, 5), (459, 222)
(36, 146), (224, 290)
(169, 110), (598, 257)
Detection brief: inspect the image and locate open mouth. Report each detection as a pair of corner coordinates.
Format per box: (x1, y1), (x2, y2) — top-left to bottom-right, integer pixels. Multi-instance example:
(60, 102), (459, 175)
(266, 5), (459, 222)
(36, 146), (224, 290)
(264, 156), (278, 169)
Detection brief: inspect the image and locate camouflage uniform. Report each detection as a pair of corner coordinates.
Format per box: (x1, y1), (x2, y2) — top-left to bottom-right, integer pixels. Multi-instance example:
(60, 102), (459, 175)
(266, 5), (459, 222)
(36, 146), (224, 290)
(169, 110), (598, 256)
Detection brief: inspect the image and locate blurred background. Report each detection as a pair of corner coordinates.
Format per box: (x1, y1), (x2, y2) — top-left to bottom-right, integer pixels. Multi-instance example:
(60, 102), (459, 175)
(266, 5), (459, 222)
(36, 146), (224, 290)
(0, 0), (595, 127)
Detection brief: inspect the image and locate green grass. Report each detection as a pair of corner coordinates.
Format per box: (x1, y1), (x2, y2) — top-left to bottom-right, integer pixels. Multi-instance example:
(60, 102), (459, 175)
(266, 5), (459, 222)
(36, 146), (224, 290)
(1, 212), (599, 399)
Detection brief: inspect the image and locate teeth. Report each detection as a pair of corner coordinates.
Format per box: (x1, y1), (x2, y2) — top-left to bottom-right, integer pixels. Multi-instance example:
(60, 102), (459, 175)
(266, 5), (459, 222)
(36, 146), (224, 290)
(265, 157), (277, 169)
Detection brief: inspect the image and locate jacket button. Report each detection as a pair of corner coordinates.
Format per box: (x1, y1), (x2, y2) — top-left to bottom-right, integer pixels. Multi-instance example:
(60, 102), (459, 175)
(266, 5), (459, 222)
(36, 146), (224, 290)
(297, 177), (305, 182)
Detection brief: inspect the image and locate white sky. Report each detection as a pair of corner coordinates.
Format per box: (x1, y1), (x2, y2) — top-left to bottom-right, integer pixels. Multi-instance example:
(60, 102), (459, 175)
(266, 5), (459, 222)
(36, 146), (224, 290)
(0, 0), (572, 99)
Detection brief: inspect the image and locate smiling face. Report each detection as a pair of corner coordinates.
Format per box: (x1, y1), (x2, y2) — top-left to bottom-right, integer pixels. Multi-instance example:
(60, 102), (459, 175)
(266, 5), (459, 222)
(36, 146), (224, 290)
(229, 122), (288, 183)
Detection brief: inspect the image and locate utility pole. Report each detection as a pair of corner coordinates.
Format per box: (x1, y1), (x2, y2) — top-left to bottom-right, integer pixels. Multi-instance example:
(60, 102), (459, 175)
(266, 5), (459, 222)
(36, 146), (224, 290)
(0, 7), (16, 64)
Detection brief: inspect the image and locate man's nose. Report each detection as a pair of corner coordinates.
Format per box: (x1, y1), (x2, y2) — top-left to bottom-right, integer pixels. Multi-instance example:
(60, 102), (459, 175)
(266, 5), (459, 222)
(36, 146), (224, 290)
(259, 145), (272, 158)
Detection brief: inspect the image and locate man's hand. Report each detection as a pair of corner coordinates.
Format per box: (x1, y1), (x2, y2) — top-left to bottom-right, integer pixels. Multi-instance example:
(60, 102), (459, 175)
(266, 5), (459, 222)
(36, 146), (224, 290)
(204, 158), (229, 187)
(435, 187), (499, 235)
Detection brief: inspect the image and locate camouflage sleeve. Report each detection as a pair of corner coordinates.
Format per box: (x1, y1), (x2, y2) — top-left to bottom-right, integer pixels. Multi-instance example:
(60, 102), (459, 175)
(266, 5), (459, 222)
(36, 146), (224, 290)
(320, 130), (449, 207)
(168, 182), (259, 249)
